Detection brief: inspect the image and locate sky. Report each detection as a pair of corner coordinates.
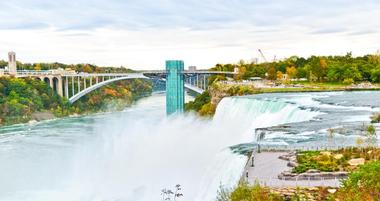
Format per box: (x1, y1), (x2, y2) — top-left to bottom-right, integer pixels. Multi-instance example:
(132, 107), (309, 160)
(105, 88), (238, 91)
(0, 0), (379, 70)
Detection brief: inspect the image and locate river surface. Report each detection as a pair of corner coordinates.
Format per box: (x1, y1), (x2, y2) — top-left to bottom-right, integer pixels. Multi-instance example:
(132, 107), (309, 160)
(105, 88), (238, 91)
(0, 91), (379, 201)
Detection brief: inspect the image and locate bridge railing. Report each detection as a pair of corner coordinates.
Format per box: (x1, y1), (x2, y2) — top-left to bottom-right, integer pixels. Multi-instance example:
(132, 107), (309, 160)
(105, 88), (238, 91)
(16, 70), (52, 75)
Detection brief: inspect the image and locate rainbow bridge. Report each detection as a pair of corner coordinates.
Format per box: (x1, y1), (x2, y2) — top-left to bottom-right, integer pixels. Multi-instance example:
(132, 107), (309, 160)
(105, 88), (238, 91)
(9, 60), (235, 115)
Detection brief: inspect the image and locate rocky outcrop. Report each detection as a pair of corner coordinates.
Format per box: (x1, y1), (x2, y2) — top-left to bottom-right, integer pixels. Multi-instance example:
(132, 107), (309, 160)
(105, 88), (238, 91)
(278, 169), (348, 180)
(278, 152), (298, 168)
(208, 85), (231, 105)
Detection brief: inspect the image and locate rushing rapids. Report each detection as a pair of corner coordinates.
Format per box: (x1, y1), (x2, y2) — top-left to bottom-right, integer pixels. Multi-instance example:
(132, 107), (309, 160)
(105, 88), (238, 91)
(0, 91), (379, 201)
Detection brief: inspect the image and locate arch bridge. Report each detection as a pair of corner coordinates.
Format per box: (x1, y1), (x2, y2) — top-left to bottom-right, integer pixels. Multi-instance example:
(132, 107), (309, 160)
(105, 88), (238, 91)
(12, 60), (236, 115)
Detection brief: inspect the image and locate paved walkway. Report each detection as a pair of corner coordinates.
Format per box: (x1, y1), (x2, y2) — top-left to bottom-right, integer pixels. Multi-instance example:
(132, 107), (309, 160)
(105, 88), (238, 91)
(244, 152), (341, 187)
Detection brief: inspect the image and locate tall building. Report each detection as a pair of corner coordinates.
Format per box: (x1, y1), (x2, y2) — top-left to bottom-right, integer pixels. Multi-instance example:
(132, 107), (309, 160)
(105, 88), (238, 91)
(166, 60), (184, 115)
(8, 52), (17, 75)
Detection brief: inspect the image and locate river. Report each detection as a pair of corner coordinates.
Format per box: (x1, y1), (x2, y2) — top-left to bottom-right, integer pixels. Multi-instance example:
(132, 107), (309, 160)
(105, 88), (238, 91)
(0, 91), (379, 201)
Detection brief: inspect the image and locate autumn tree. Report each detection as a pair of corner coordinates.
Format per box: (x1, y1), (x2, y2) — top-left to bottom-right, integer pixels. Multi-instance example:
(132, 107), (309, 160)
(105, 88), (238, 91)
(267, 67), (277, 80)
(34, 63), (42, 70)
(83, 64), (93, 73)
(286, 66), (297, 79)
(276, 71), (284, 81)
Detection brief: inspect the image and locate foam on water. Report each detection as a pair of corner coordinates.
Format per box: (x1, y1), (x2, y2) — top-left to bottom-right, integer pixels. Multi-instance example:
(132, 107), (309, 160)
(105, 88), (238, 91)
(0, 94), (321, 201)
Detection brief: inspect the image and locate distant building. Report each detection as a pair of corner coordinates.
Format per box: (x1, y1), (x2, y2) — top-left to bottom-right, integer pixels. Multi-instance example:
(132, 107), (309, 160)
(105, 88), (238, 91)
(8, 52), (17, 75)
(188, 66), (196, 71)
(234, 67), (239, 74)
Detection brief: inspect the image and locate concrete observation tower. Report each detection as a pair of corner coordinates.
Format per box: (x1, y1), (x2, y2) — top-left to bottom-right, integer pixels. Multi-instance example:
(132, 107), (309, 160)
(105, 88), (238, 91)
(8, 52), (17, 75)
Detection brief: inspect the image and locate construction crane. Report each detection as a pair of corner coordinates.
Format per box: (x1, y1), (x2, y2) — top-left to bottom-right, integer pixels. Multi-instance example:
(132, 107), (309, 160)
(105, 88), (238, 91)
(259, 49), (277, 63)
(258, 49), (267, 63)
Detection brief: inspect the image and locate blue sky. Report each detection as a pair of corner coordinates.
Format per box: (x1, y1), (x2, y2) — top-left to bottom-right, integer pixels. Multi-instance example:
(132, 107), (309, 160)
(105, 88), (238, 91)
(0, 0), (379, 69)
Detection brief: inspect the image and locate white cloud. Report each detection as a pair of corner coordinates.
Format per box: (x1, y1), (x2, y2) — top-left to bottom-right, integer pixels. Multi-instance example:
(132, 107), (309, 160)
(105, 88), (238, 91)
(0, 0), (379, 69)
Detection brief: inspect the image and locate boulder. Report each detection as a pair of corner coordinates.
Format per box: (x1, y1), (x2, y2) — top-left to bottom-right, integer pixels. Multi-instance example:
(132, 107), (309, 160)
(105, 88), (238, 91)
(348, 158), (365, 166)
(287, 161), (298, 167)
(334, 154), (343, 160)
(306, 169), (320, 173)
(328, 188), (337, 194)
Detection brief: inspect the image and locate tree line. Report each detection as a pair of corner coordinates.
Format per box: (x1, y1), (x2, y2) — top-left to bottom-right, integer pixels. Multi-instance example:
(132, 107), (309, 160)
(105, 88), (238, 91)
(211, 53), (380, 84)
(0, 60), (134, 73)
(0, 61), (152, 125)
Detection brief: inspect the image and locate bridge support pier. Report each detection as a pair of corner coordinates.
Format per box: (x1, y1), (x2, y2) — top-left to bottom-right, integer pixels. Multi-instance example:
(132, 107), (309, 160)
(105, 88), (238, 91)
(65, 76), (69, 98)
(166, 60), (184, 115)
(57, 76), (63, 97)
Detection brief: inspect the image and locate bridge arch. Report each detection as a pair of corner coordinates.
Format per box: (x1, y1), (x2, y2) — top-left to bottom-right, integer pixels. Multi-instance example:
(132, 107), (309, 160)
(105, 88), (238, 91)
(43, 77), (50, 85)
(68, 74), (149, 103)
(52, 77), (59, 92)
(68, 74), (205, 104)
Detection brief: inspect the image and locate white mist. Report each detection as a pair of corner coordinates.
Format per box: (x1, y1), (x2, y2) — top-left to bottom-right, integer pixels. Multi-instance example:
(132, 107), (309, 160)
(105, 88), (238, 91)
(0, 94), (319, 201)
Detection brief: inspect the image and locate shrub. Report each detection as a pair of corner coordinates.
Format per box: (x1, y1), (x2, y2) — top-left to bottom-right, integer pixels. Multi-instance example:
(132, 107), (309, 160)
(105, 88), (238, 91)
(343, 78), (354, 85)
(229, 182), (284, 201)
(334, 161), (380, 201)
(371, 113), (380, 123)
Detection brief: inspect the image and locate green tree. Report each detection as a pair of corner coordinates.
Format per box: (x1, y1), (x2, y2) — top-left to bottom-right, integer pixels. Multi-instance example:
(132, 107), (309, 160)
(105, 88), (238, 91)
(335, 161), (380, 201)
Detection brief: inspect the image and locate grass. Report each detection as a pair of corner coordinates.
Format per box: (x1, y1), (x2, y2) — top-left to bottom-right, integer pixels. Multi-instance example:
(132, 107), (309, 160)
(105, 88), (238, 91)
(293, 147), (380, 173)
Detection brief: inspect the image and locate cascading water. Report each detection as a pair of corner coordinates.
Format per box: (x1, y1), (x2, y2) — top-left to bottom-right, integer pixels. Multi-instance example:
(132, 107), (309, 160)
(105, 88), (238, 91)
(0, 93), (321, 201)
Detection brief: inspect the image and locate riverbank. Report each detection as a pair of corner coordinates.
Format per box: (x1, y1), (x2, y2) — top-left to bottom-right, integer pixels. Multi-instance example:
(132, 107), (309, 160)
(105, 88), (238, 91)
(0, 77), (153, 126)
(185, 81), (380, 117)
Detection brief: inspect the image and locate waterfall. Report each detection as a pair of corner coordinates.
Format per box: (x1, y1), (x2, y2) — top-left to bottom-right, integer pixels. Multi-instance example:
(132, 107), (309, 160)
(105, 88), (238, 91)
(194, 96), (320, 200)
(0, 94), (320, 201)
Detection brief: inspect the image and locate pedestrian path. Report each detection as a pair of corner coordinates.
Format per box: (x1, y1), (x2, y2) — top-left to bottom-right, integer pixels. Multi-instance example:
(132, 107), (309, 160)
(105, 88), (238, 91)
(244, 152), (341, 187)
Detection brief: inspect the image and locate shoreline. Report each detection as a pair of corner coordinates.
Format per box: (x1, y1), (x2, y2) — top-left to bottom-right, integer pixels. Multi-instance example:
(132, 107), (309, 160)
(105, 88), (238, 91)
(256, 86), (380, 94)
(0, 93), (154, 128)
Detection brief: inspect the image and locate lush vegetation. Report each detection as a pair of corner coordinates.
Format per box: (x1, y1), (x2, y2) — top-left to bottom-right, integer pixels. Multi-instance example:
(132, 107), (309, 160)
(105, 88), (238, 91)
(185, 91), (212, 115)
(217, 182), (333, 201)
(73, 79), (152, 113)
(185, 81), (256, 116)
(0, 60), (152, 126)
(211, 53), (380, 83)
(187, 53), (380, 117)
(227, 183), (284, 201)
(334, 160), (380, 201)
(294, 147), (380, 173)
(0, 76), (152, 125)
(0, 77), (71, 124)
